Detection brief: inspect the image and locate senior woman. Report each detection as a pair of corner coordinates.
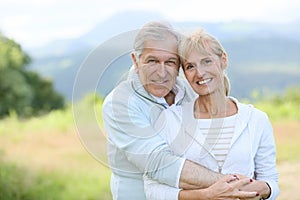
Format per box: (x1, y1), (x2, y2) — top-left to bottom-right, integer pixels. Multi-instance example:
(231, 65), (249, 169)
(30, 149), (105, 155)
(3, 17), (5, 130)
(143, 29), (279, 200)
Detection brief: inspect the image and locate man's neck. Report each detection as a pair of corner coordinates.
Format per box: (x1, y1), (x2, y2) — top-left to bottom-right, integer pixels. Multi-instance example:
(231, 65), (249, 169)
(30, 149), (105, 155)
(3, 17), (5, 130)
(164, 91), (175, 106)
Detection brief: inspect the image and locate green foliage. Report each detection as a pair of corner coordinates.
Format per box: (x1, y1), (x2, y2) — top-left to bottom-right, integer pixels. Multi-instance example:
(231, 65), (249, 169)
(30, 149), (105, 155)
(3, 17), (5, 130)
(0, 33), (65, 118)
(24, 71), (65, 115)
(0, 68), (33, 115)
(0, 33), (30, 70)
(253, 86), (300, 121)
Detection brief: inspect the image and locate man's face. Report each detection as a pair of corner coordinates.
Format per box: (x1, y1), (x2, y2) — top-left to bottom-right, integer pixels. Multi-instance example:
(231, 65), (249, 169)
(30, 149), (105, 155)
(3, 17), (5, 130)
(133, 37), (180, 98)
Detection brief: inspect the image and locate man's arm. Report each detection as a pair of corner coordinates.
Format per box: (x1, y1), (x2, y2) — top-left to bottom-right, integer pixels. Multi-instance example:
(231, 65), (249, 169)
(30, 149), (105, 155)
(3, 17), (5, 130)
(179, 160), (223, 189)
(103, 86), (222, 189)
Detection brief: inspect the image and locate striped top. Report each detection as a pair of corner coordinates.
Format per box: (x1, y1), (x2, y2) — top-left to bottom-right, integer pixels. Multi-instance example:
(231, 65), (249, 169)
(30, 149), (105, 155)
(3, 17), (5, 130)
(198, 114), (237, 172)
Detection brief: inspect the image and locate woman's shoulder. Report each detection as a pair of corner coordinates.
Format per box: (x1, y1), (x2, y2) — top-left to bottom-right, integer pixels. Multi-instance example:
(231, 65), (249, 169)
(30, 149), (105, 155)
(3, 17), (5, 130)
(229, 96), (269, 120)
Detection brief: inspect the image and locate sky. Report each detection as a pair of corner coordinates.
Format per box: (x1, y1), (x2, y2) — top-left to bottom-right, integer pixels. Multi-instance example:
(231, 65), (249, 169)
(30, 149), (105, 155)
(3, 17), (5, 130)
(0, 0), (299, 49)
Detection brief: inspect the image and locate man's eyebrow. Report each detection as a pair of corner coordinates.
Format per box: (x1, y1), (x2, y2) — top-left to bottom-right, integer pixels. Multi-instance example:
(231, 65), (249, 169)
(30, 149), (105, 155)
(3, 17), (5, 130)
(144, 55), (157, 60)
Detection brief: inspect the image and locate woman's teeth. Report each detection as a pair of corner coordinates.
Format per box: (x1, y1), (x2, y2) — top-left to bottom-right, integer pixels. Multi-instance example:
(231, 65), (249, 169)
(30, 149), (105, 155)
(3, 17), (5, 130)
(197, 78), (212, 85)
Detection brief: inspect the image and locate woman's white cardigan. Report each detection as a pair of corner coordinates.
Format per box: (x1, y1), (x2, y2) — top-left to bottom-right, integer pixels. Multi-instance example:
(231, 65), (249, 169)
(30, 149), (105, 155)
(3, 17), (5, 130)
(144, 97), (279, 200)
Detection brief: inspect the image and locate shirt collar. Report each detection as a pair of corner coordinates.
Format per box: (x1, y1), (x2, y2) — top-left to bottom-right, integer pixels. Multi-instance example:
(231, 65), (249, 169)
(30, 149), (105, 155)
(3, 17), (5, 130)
(150, 84), (185, 107)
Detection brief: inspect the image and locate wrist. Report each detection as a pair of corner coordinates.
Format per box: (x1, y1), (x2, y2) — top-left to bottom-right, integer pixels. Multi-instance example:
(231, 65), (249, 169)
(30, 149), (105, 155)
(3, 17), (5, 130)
(202, 187), (213, 200)
(179, 188), (212, 200)
(260, 181), (271, 199)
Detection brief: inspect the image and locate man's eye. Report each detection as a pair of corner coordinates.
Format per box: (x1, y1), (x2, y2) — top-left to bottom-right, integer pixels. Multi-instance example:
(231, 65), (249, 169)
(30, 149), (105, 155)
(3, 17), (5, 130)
(147, 59), (156, 63)
(165, 60), (177, 65)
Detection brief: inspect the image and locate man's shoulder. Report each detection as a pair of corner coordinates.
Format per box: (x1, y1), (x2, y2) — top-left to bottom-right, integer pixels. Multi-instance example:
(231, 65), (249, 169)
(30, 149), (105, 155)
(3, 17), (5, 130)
(175, 76), (197, 101)
(103, 80), (133, 107)
(103, 78), (152, 110)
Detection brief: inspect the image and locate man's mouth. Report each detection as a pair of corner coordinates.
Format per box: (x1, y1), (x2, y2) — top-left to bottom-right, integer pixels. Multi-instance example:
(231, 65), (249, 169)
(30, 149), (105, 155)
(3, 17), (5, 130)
(151, 80), (169, 84)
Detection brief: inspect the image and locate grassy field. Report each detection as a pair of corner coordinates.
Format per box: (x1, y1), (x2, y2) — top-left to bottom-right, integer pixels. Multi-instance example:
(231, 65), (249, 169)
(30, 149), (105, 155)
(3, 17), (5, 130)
(0, 107), (111, 200)
(0, 98), (299, 199)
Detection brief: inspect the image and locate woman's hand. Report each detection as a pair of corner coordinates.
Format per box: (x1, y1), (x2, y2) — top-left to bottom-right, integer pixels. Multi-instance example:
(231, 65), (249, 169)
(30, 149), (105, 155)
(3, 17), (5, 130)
(239, 179), (271, 200)
(205, 175), (259, 200)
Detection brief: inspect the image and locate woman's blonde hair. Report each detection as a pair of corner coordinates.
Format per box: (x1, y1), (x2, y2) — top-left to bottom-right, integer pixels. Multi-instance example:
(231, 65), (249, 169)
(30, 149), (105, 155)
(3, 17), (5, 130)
(179, 29), (230, 96)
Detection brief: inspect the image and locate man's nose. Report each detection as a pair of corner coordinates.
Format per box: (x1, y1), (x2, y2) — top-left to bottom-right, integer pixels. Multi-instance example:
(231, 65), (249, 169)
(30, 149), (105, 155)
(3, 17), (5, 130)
(156, 62), (166, 77)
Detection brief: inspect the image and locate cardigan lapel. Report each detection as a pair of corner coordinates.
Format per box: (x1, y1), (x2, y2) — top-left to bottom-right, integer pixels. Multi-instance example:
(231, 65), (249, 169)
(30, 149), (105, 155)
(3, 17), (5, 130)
(230, 100), (253, 147)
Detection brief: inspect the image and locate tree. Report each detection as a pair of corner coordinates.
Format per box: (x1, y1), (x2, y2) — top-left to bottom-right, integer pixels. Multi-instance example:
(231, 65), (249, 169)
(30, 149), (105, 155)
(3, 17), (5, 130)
(0, 32), (65, 118)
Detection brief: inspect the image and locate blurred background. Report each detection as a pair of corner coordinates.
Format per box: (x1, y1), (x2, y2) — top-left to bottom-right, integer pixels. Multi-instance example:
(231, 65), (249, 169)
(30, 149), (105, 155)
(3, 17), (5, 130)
(0, 0), (299, 199)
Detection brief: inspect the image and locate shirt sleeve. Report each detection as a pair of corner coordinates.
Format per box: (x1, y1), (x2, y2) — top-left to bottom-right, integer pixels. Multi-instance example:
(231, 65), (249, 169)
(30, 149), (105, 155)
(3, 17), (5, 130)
(102, 87), (185, 187)
(143, 175), (181, 200)
(254, 113), (279, 200)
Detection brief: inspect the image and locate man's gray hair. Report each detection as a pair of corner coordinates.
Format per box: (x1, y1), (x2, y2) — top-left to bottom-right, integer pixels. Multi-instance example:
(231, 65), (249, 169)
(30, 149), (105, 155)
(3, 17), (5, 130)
(133, 21), (179, 60)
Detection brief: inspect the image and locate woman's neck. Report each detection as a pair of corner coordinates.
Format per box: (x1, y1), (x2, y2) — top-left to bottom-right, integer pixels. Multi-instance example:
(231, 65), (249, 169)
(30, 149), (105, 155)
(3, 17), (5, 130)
(194, 92), (237, 119)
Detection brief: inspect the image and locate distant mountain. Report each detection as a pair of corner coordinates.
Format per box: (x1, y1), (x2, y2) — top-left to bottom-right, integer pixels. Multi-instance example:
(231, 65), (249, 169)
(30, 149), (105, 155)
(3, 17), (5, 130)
(29, 11), (165, 58)
(27, 11), (300, 101)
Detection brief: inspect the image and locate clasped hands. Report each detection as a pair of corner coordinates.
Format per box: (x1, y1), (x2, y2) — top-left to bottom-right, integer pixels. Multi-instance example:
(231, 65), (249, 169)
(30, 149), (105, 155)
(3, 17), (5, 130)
(204, 174), (270, 200)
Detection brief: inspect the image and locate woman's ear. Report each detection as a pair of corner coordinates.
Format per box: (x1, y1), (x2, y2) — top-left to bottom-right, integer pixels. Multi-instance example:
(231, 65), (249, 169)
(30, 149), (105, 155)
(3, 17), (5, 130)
(221, 52), (228, 69)
(131, 52), (139, 73)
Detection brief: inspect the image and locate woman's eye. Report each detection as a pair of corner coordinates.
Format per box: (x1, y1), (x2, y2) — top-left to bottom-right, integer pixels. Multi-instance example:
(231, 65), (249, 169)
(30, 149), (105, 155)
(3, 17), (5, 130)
(202, 58), (213, 66)
(185, 64), (194, 70)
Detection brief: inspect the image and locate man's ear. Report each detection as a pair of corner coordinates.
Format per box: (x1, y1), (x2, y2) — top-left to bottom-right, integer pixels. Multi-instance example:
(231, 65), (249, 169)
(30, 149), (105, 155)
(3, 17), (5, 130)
(131, 52), (139, 73)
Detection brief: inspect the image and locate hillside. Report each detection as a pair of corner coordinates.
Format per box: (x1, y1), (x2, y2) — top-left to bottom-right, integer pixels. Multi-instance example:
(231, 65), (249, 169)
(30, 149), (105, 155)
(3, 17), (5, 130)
(27, 11), (300, 100)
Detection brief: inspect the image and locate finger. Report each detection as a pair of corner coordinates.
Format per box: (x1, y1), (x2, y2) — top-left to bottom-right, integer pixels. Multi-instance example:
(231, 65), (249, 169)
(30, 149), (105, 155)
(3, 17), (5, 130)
(222, 174), (239, 183)
(235, 191), (259, 199)
(231, 178), (253, 188)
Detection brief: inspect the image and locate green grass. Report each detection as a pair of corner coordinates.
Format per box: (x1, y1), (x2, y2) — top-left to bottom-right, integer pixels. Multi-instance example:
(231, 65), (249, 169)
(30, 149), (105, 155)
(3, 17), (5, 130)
(251, 86), (300, 122)
(0, 90), (300, 199)
(254, 101), (300, 122)
(0, 156), (111, 200)
(0, 95), (111, 200)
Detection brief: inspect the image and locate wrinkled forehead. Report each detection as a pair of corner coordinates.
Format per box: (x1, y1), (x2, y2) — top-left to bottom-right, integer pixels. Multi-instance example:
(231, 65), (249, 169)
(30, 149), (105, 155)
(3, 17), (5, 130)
(140, 48), (179, 62)
(143, 34), (178, 50)
(142, 37), (179, 55)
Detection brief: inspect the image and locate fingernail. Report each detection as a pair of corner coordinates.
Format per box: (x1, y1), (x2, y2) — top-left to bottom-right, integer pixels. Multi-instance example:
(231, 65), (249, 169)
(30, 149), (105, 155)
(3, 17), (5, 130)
(256, 193), (259, 196)
(250, 179), (253, 182)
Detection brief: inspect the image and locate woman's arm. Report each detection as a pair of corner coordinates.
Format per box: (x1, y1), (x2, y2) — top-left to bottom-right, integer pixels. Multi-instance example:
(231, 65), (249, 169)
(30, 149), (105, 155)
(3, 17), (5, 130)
(241, 112), (279, 199)
(253, 114), (279, 199)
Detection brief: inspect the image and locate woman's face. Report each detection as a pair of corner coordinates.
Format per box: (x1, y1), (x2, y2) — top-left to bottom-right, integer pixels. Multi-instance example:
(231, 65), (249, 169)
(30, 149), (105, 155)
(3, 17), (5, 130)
(182, 49), (227, 96)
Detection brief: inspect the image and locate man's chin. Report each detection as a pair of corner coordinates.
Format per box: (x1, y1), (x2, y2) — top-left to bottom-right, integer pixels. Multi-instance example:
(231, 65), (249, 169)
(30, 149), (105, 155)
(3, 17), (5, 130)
(145, 84), (172, 98)
(150, 89), (170, 98)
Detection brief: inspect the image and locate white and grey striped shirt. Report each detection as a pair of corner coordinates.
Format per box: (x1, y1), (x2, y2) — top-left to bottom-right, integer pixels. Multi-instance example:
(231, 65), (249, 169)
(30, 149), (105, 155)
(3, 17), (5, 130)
(198, 115), (237, 172)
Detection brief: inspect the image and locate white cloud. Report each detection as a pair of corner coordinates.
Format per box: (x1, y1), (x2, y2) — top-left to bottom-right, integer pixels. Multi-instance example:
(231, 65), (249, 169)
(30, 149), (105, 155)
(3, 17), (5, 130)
(0, 0), (299, 48)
